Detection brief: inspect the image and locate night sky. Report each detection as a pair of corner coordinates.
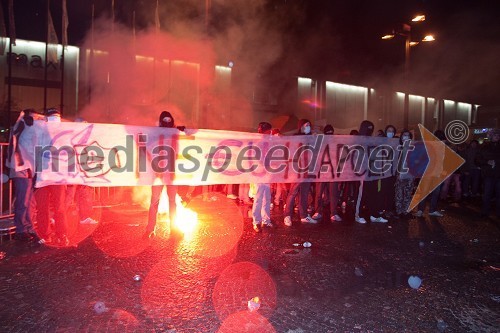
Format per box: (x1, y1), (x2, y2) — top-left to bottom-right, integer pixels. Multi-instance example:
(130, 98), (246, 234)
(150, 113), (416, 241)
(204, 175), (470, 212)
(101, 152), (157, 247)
(3, 0), (500, 107)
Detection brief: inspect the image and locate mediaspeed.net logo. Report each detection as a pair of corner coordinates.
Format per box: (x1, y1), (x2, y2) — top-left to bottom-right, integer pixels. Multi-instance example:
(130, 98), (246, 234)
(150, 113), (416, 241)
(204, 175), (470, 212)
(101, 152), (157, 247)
(31, 122), (466, 211)
(408, 123), (466, 211)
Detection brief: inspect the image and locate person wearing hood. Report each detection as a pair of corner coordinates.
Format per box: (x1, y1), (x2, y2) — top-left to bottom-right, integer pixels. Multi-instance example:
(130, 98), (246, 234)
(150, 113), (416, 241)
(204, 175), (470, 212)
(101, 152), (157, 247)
(312, 125), (343, 222)
(144, 111), (184, 239)
(380, 125), (398, 218)
(283, 119), (317, 226)
(477, 128), (500, 218)
(357, 120), (389, 224)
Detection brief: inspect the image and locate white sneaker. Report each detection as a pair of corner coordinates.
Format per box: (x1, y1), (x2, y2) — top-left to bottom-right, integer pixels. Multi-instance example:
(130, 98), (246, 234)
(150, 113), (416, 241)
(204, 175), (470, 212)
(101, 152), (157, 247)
(355, 216), (367, 224)
(300, 216), (318, 224)
(312, 212), (322, 220)
(370, 216), (388, 223)
(415, 210), (423, 217)
(284, 216), (292, 227)
(226, 194), (238, 200)
(80, 217), (98, 224)
(429, 211), (444, 217)
(261, 220), (274, 228)
(331, 214), (342, 222)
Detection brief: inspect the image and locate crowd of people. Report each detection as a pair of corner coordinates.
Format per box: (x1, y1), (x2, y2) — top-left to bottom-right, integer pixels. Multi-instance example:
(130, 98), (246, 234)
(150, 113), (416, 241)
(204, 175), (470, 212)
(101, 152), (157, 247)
(225, 119), (500, 232)
(5, 108), (500, 244)
(6, 108), (98, 246)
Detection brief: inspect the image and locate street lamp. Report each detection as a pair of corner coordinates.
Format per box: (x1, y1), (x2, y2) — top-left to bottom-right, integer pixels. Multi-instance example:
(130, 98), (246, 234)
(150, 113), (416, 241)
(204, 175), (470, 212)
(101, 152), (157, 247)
(381, 15), (435, 129)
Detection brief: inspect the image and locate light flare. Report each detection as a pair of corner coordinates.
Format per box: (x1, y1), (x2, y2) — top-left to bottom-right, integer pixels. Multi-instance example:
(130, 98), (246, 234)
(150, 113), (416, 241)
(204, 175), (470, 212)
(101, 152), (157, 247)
(412, 15), (426, 22)
(422, 35), (435, 42)
(131, 186), (198, 236)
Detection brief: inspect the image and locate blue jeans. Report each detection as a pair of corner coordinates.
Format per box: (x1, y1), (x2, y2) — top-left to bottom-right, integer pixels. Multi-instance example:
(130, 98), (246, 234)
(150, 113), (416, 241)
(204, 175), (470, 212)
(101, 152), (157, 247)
(252, 184), (271, 224)
(481, 177), (500, 216)
(13, 177), (35, 234)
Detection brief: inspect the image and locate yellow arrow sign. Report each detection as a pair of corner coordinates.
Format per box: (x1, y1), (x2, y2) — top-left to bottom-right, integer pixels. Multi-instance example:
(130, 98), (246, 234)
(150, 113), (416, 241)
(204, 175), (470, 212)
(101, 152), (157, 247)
(408, 124), (465, 211)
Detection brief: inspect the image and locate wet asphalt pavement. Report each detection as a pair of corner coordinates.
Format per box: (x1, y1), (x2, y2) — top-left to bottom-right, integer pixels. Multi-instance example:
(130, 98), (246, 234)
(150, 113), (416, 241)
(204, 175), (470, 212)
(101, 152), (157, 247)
(0, 192), (499, 333)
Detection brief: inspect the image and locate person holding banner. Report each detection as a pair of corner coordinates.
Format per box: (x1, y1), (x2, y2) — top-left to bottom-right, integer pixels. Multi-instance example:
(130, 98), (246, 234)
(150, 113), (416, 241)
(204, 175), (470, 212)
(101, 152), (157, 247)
(381, 125), (398, 218)
(284, 119), (317, 227)
(271, 128), (288, 207)
(312, 124), (343, 222)
(251, 122), (274, 232)
(395, 129), (415, 217)
(67, 117), (98, 225)
(144, 111), (184, 239)
(7, 109), (39, 243)
(357, 120), (388, 223)
(35, 108), (70, 246)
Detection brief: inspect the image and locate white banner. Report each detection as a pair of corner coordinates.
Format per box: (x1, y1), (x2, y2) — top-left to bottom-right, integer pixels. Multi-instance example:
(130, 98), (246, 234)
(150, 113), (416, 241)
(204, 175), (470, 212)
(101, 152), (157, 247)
(10, 121), (407, 187)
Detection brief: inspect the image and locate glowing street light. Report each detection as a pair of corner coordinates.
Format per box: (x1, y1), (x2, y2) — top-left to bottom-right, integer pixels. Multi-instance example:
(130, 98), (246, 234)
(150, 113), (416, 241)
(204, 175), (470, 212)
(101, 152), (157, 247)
(422, 35), (435, 42)
(412, 15), (426, 22)
(381, 15), (434, 129)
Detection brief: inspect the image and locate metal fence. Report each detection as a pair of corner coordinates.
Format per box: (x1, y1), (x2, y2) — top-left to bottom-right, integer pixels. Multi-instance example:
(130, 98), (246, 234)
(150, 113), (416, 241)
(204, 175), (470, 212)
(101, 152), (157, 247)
(0, 143), (14, 220)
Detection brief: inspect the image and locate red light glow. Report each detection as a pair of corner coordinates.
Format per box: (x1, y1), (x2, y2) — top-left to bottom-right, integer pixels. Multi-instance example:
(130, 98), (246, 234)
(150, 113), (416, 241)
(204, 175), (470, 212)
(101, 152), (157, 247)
(217, 311), (276, 333)
(212, 261), (277, 321)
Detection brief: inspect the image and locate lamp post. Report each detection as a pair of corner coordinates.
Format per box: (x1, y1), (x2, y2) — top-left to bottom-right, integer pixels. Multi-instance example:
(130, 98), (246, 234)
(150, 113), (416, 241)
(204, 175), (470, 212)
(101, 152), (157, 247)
(382, 15), (434, 129)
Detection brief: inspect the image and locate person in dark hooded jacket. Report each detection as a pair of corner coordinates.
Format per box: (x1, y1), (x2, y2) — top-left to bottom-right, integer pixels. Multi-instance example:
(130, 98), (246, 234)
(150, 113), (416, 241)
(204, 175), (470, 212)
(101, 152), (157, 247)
(477, 128), (500, 217)
(357, 120), (389, 223)
(312, 124), (343, 222)
(283, 119), (317, 226)
(380, 125), (398, 218)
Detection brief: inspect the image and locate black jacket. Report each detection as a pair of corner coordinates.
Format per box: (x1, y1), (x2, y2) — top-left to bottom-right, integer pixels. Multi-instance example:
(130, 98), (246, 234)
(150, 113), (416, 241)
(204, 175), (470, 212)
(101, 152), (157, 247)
(477, 141), (500, 178)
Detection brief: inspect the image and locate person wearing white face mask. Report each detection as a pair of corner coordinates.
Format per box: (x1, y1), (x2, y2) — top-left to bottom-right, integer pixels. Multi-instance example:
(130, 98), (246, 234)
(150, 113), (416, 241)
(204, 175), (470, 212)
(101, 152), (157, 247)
(283, 119), (317, 226)
(45, 108), (62, 122)
(395, 129), (415, 218)
(380, 125), (398, 218)
(34, 108), (70, 246)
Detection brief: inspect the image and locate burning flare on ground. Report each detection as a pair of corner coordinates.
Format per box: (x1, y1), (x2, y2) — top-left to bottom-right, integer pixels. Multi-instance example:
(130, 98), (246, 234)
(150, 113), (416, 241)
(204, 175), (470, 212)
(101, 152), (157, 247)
(132, 186), (198, 236)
